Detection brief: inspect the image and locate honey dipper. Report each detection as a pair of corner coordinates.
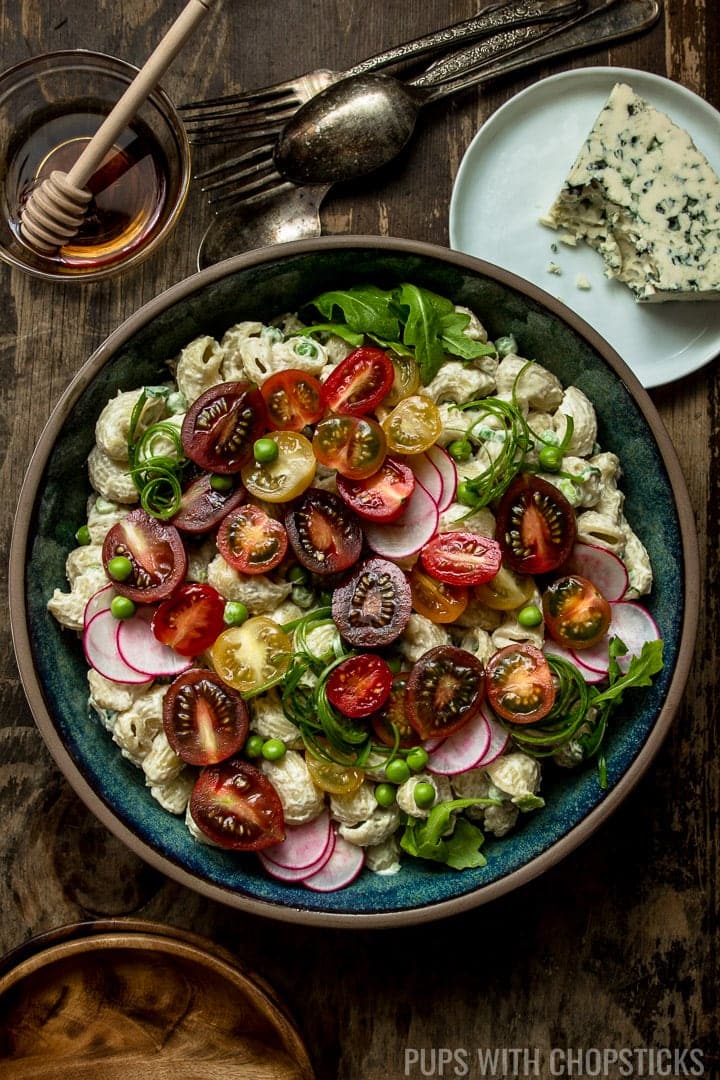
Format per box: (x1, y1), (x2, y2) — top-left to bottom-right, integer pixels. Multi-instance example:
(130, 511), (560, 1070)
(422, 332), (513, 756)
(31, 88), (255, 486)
(20, 0), (213, 253)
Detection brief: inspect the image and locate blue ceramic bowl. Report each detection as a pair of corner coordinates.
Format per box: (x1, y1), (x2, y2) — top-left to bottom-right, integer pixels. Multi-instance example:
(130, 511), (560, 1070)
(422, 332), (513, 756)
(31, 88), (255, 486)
(9, 237), (699, 927)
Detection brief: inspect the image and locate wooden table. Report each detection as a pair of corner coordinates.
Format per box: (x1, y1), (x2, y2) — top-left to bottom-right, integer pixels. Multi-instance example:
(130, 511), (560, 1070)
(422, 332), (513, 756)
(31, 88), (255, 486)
(1, 2), (717, 1076)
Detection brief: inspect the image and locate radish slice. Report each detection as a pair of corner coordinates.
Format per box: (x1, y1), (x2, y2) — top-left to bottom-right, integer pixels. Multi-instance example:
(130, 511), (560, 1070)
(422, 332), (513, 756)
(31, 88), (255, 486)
(116, 605), (193, 678)
(262, 809), (332, 870)
(425, 444), (457, 512)
(474, 706), (511, 767)
(571, 601), (661, 675)
(83, 583), (116, 627)
(423, 736), (444, 753)
(407, 452), (443, 504)
(303, 832), (365, 892)
(427, 711), (491, 775)
(363, 480), (439, 559)
(544, 640), (608, 684)
(259, 830), (336, 882)
(83, 610), (153, 686)
(565, 543), (629, 602)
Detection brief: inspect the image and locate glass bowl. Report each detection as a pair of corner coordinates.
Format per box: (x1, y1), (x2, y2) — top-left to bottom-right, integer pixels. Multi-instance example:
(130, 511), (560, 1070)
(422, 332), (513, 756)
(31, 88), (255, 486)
(0, 50), (191, 282)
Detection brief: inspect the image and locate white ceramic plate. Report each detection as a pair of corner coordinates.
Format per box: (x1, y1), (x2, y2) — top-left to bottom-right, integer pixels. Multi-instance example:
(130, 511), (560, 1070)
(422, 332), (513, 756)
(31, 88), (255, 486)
(449, 67), (720, 388)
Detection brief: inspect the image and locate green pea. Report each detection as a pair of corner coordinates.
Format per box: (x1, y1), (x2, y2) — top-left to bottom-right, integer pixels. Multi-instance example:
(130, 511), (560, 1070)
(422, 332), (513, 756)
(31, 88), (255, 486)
(294, 338), (319, 358)
(495, 334), (518, 358)
(287, 564), (309, 585)
(291, 584), (315, 609)
(107, 555), (133, 582)
(110, 595), (136, 620)
(456, 479), (481, 508)
(518, 604), (543, 628)
(406, 747), (429, 772)
(374, 783), (397, 807)
(210, 473), (234, 492)
(538, 444), (563, 472)
(75, 524), (91, 546)
(385, 758), (410, 785)
(262, 738), (287, 762)
(245, 734), (265, 758)
(447, 439), (473, 463)
(253, 437), (279, 464)
(413, 781), (436, 809)
(224, 601), (249, 626)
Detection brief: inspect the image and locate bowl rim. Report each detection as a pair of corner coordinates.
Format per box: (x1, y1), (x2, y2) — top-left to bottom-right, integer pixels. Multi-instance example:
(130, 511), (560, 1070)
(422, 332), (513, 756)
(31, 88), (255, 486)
(0, 48), (191, 283)
(8, 235), (700, 927)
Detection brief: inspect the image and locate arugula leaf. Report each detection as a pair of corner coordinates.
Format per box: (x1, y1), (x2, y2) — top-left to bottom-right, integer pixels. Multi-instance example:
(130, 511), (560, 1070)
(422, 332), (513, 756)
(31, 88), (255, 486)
(400, 797), (500, 870)
(439, 311), (497, 361)
(590, 638), (664, 707)
(395, 283), (447, 385)
(301, 322), (364, 348)
(308, 285), (400, 341)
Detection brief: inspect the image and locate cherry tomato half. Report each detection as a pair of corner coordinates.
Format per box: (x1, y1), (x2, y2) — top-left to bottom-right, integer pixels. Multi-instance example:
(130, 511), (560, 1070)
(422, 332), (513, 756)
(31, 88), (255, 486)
(542, 574), (612, 649)
(421, 531), (503, 587)
(326, 654), (393, 718)
(102, 508), (187, 604)
(475, 564), (536, 611)
(152, 583), (226, 657)
(190, 758), (285, 850)
(163, 668), (249, 765)
(217, 504), (288, 575)
(408, 564), (468, 624)
(336, 456), (415, 522)
(405, 645), (485, 740)
(383, 353), (420, 407)
(495, 473), (577, 575)
(321, 346), (394, 416)
(181, 381), (267, 474)
(312, 414), (387, 480)
(171, 473), (245, 534)
(369, 673), (418, 749)
(260, 369), (324, 431)
(209, 617), (293, 694)
(381, 395), (442, 455)
(485, 643), (555, 725)
(241, 430), (316, 502)
(306, 752), (365, 796)
(285, 488), (363, 575)
(332, 557), (412, 646)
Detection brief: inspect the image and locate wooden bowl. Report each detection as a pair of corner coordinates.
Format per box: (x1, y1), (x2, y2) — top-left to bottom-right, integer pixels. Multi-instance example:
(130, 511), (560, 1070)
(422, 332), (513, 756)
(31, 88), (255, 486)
(0, 920), (314, 1079)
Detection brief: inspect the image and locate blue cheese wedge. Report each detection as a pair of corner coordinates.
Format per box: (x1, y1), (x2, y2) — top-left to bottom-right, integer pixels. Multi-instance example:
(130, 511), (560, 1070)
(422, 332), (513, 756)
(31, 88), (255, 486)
(542, 82), (720, 302)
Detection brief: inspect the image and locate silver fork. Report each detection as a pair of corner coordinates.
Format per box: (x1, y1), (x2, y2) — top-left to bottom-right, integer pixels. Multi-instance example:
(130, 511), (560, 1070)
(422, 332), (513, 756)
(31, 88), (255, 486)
(196, 0), (650, 210)
(179, 0), (582, 145)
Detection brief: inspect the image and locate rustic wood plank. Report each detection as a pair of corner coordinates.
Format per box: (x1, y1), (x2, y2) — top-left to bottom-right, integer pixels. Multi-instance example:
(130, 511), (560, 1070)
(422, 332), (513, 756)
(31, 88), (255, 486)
(1, 2), (717, 1078)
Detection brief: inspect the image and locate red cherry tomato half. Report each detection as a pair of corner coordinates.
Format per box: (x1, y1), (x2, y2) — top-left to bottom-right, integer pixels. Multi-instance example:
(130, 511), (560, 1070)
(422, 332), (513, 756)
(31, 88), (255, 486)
(326, 654), (393, 718)
(542, 574), (612, 649)
(321, 346), (394, 416)
(152, 583), (227, 657)
(181, 381), (267, 474)
(284, 488), (363, 575)
(312, 414), (387, 480)
(260, 368), (324, 431)
(405, 645), (485, 740)
(163, 668), (249, 765)
(217, 504), (288, 575)
(171, 473), (245, 534)
(420, 531), (503, 587)
(336, 456), (415, 522)
(190, 758), (285, 851)
(102, 508), (187, 604)
(408, 565), (468, 625)
(495, 473), (577, 575)
(485, 643), (556, 725)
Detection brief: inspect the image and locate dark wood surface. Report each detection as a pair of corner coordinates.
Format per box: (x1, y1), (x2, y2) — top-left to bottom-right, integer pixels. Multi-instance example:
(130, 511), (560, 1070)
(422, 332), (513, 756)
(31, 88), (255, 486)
(1, 2), (717, 1077)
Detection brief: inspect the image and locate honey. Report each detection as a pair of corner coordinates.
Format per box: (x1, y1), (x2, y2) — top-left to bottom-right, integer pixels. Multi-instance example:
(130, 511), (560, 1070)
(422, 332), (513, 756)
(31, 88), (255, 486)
(8, 105), (169, 272)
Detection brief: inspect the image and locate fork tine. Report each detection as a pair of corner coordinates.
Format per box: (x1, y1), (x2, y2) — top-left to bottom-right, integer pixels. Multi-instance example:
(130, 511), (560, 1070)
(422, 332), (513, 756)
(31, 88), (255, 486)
(208, 176), (295, 209)
(182, 102), (300, 138)
(180, 77), (302, 113)
(180, 91), (300, 125)
(195, 143), (275, 183)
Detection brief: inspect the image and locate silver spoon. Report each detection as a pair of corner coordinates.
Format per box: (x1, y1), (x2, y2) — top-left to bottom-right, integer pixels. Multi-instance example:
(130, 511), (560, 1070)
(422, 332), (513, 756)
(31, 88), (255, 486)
(197, 0), (660, 268)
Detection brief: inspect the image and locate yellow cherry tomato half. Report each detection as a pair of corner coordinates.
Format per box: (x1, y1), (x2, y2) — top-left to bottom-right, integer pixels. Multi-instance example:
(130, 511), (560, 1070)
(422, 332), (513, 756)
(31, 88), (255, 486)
(383, 353), (421, 407)
(306, 753), (365, 796)
(312, 415), (387, 480)
(408, 564), (469, 624)
(209, 617), (293, 693)
(240, 430), (316, 502)
(382, 395), (442, 455)
(474, 564), (536, 611)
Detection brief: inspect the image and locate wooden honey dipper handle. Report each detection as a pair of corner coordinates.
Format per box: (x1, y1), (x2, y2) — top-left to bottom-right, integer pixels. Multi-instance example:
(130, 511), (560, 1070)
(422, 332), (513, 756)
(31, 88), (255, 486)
(20, 0), (213, 253)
